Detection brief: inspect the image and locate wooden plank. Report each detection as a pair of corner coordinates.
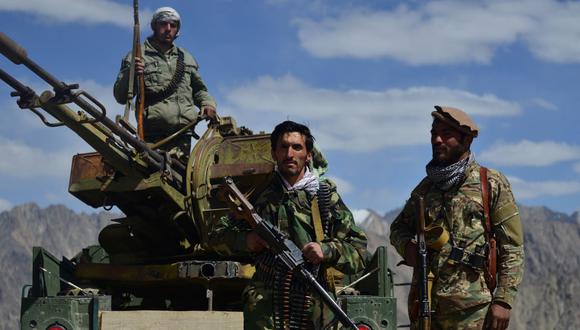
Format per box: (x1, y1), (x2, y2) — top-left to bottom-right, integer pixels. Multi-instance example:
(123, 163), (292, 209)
(100, 310), (243, 329)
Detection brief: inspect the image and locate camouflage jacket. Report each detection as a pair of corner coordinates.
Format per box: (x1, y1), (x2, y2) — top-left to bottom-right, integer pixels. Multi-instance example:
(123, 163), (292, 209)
(209, 174), (369, 275)
(390, 160), (524, 314)
(113, 37), (216, 137)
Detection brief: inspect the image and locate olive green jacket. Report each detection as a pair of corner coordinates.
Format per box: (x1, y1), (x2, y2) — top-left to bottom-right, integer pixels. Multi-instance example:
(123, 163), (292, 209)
(390, 160), (524, 313)
(209, 175), (369, 275)
(114, 38), (216, 137)
(210, 174), (368, 328)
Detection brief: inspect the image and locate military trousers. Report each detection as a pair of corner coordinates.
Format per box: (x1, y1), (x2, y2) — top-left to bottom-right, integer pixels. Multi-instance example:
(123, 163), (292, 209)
(428, 302), (489, 330)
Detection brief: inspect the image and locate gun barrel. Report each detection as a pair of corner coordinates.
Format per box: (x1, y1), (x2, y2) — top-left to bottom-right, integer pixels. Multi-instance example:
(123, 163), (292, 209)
(0, 31), (27, 64)
(298, 267), (358, 329)
(0, 32), (68, 90)
(0, 68), (32, 94)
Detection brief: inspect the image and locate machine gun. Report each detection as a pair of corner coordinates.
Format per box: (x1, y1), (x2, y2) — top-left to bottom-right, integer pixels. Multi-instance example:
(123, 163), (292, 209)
(0, 31), (208, 257)
(0, 29), (274, 287)
(221, 177), (358, 330)
(0, 30), (285, 329)
(0, 32), (399, 330)
(0, 32), (274, 255)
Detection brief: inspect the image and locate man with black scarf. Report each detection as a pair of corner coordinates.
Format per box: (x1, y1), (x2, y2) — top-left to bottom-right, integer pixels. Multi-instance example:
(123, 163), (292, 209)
(390, 106), (524, 330)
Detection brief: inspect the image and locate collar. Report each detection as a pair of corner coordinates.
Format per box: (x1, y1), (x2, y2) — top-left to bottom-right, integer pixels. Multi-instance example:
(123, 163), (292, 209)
(145, 37), (176, 55)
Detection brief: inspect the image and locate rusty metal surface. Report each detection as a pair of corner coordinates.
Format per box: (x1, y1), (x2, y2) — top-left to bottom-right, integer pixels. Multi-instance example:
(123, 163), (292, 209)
(69, 152), (112, 185)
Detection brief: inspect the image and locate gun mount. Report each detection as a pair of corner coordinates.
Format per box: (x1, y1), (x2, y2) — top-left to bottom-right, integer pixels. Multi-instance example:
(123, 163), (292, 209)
(1, 32), (398, 329)
(0, 30), (273, 309)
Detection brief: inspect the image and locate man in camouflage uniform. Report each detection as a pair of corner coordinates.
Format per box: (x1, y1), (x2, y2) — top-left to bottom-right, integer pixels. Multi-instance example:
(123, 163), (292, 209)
(210, 121), (368, 329)
(390, 106), (524, 330)
(114, 6), (217, 159)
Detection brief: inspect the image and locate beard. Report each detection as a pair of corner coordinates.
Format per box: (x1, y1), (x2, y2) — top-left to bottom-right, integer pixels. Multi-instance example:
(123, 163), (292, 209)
(278, 161), (302, 178)
(153, 31), (176, 45)
(432, 142), (468, 166)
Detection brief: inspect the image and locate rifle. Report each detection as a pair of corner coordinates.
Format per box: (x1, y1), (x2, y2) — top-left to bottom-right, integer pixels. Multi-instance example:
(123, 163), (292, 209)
(221, 177), (358, 330)
(134, 0), (145, 139)
(417, 196), (431, 330)
(118, 0), (145, 139)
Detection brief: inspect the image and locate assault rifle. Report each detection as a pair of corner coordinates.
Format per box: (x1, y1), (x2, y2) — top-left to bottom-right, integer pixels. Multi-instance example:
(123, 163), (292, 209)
(416, 196), (431, 330)
(221, 177), (358, 330)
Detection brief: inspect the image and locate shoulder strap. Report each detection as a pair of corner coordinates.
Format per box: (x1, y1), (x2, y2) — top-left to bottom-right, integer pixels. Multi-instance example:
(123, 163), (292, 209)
(480, 167), (492, 240)
(311, 192), (342, 292)
(480, 166), (497, 292)
(311, 197), (325, 242)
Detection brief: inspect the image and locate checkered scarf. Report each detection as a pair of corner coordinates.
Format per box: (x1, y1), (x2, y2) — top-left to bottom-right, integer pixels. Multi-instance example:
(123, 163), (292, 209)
(426, 153), (474, 191)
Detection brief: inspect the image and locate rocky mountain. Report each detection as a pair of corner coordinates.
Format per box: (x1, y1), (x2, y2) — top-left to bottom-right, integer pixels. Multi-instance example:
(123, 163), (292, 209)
(0, 204), (114, 329)
(0, 203), (578, 329)
(356, 204), (580, 329)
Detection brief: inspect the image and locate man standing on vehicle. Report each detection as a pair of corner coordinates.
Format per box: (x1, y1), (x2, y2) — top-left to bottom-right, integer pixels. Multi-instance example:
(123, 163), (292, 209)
(390, 106), (524, 330)
(114, 6), (217, 159)
(210, 120), (368, 329)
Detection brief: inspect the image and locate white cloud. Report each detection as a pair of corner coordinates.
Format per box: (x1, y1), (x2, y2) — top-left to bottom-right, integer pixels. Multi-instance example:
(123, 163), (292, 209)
(523, 1), (580, 63)
(294, 0), (580, 64)
(0, 0), (152, 28)
(0, 137), (72, 178)
(225, 74), (520, 151)
(327, 176), (353, 195)
(0, 198), (13, 212)
(530, 98), (558, 111)
(509, 176), (580, 200)
(480, 140), (580, 167)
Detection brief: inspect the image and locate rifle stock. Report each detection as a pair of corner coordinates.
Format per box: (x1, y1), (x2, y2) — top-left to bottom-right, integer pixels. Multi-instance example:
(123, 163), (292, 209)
(222, 177), (358, 330)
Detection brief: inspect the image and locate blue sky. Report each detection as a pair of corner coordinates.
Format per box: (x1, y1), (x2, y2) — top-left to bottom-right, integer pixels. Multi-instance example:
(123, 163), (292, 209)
(0, 0), (579, 216)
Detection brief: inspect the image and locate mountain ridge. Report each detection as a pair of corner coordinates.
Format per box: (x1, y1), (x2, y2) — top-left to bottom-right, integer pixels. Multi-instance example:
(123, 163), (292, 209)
(0, 203), (578, 329)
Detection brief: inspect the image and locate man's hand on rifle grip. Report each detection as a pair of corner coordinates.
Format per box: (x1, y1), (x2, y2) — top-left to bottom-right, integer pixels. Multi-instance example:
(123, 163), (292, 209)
(302, 242), (323, 265)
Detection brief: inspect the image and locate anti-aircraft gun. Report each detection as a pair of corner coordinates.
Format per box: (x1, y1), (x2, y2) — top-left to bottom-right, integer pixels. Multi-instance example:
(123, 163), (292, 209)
(0, 32), (398, 330)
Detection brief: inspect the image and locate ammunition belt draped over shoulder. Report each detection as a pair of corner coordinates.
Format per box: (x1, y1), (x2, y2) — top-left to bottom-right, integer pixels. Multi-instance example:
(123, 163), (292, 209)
(144, 48), (185, 106)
